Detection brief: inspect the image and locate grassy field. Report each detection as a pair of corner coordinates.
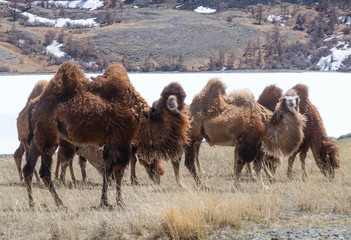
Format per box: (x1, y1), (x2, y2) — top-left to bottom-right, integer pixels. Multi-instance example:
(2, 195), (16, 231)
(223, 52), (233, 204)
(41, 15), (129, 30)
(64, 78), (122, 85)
(0, 139), (351, 239)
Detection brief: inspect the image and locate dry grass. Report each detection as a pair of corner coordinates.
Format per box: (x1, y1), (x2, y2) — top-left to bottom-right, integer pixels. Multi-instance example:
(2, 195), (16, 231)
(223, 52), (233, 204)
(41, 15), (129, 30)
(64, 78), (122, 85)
(0, 139), (351, 239)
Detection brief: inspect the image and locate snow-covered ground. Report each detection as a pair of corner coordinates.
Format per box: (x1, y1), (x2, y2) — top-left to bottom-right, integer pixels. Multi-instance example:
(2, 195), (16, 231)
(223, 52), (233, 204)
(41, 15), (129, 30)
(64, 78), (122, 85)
(194, 6), (216, 14)
(46, 40), (65, 58)
(0, 72), (350, 154)
(317, 41), (351, 71)
(21, 12), (99, 27)
(33, 0), (104, 11)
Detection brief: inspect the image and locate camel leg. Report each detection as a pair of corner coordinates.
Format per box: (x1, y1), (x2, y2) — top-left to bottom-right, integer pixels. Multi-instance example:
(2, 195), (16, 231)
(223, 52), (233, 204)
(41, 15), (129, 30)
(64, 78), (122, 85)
(54, 152), (61, 180)
(14, 143), (25, 181)
(68, 157), (76, 183)
(244, 163), (255, 180)
(253, 158), (268, 190)
(23, 139), (41, 209)
(234, 146), (245, 181)
(101, 146), (130, 207)
(194, 142), (203, 174)
(78, 156), (87, 183)
(40, 152), (65, 208)
(287, 151), (298, 180)
(130, 153), (139, 185)
(184, 141), (201, 186)
(299, 143), (309, 181)
(171, 157), (186, 188)
(58, 140), (76, 185)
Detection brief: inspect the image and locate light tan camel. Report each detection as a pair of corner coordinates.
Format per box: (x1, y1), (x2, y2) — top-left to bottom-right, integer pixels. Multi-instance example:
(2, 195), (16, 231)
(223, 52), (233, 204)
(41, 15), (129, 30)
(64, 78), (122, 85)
(183, 78), (306, 187)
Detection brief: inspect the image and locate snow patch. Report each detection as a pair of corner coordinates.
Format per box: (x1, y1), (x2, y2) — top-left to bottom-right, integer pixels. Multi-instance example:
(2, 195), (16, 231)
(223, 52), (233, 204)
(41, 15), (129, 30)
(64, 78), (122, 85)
(324, 34), (344, 42)
(339, 16), (351, 25)
(317, 41), (351, 71)
(267, 14), (291, 23)
(194, 6), (216, 14)
(46, 40), (65, 58)
(21, 12), (99, 27)
(33, 0), (104, 10)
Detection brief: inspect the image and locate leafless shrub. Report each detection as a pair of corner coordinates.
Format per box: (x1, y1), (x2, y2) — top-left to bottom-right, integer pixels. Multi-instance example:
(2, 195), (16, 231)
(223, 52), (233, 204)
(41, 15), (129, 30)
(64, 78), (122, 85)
(0, 66), (10, 72)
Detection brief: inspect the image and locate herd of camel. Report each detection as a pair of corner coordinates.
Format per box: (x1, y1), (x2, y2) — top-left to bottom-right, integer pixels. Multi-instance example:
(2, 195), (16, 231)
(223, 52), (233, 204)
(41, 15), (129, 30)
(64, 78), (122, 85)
(12, 61), (340, 209)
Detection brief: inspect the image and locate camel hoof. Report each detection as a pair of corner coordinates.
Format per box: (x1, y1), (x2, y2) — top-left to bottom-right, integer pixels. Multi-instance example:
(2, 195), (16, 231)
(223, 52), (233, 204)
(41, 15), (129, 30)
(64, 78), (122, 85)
(177, 183), (188, 190)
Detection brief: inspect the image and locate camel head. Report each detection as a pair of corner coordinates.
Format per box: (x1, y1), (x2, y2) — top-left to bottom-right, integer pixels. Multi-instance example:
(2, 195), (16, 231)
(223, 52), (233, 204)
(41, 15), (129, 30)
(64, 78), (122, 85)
(139, 82), (190, 160)
(279, 89), (300, 114)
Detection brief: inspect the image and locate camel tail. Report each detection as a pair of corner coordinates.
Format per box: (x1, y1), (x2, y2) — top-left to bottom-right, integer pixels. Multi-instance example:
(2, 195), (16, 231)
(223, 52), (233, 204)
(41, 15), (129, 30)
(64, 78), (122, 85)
(324, 138), (340, 169)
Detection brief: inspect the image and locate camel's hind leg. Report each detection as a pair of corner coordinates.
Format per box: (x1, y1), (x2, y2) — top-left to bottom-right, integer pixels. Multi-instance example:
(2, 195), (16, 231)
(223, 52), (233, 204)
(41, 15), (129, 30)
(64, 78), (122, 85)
(14, 143), (25, 181)
(130, 153), (139, 185)
(194, 142), (203, 174)
(23, 140), (41, 209)
(78, 156), (88, 183)
(287, 151), (298, 180)
(298, 143), (309, 181)
(54, 152), (61, 180)
(101, 146), (130, 207)
(58, 140), (76, 185)
(184, 141), (202, 186)
(40, 152), (65, 208)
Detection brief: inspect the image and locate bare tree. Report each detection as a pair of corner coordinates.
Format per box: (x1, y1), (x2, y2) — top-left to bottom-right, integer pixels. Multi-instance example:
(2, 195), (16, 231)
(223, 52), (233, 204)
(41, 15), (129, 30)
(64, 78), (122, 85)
(294, 14), (306, 30)
(255, 4), (264, 25)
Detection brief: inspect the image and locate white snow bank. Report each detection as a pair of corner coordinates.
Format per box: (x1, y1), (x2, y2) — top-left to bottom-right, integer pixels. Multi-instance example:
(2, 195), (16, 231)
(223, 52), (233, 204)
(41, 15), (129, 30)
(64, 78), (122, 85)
(46, 40), (65, 58)
(339, 16), (351, 25)
(21, 12), (99, 27)
(33, 0), (104, 10)
(324, 34), (344, 42)
(267, 14), (291, 23)
(317, 41), (351, 71)
(194, 6), (216, 14)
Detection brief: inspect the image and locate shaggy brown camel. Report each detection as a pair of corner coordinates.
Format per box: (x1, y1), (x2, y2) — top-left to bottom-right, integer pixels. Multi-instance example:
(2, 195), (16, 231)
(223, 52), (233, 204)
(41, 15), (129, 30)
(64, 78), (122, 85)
(184, 78), (306, 187)
(14, 80), (48, 182)
(286, 84), (340, 180)
(23, 61), (189, 208)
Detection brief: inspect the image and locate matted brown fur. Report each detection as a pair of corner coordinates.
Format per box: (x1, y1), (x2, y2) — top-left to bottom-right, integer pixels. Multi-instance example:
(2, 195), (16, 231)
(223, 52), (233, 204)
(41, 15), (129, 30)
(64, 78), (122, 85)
(262, 89), (306, 158)
(14, 80), (48, 181)
(185, 79), (305, 186)
(288, 84), (340, 179)
(257, 84), (283, 112)
(24, 61), (190, 208)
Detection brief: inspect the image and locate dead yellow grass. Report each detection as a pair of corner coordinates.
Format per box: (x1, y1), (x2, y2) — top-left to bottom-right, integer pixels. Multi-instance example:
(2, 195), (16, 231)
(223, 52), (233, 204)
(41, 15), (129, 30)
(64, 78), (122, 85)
(0, 138), (350, 239)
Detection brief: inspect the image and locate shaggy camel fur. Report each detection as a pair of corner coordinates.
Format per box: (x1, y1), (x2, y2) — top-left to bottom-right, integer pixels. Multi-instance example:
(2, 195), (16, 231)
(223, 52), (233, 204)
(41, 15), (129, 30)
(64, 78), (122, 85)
(14, 80), (48, 182)
(245, 85), (283, 179)
(184, 78), (306, 186)
(23, 61), (189, 208)
(287, 84), (340, 180)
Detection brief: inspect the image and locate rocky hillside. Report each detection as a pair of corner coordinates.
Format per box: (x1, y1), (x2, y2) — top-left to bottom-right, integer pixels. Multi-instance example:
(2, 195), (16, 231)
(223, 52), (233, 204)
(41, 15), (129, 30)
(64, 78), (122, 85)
(0, 0), (351, 72)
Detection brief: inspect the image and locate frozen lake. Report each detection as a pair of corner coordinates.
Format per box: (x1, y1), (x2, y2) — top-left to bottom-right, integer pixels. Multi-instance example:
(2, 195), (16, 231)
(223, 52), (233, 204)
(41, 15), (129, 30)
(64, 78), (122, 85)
(1, 71), (350, 154)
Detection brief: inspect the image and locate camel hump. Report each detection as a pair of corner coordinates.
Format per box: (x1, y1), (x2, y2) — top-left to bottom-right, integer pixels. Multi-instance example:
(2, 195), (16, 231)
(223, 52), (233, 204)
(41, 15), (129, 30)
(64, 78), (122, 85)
(202, 78), (227, 97)
(46, 61), (86, 98)
(257, 84), (283, 111)
(27, 80), (48, 103)
(99, 64), (129, 83)
(227, 88), (255, 107)
(292, 84), (309, 101)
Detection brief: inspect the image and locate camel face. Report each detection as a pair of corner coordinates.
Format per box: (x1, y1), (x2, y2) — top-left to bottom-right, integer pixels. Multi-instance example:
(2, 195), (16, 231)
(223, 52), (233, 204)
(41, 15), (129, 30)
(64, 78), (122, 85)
(281, 95), (299, 114)
(167, 95), (178, 112)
